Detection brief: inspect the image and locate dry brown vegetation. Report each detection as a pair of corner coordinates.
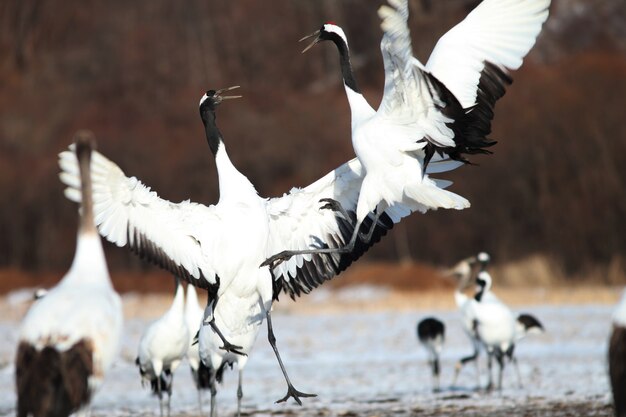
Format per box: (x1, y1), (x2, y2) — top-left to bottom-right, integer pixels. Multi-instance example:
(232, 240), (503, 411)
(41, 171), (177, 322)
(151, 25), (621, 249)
(0, 0), (625, 291)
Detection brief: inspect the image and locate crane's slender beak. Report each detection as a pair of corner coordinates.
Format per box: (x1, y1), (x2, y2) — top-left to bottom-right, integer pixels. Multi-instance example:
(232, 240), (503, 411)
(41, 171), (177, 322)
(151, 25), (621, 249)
(299, 30), (321, 54)
(215, 85), (242, 100)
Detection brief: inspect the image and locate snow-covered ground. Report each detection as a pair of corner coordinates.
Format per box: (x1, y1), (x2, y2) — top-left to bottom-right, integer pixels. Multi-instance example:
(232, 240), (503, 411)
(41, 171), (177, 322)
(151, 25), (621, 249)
(0, 287), (614, 416)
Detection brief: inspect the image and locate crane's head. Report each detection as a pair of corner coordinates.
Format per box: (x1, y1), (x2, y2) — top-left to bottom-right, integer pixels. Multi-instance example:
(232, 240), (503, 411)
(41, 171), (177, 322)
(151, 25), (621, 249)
(300, 22), (348, 53)
(476, 251), (490, 269)
(199, 86), (242, 114)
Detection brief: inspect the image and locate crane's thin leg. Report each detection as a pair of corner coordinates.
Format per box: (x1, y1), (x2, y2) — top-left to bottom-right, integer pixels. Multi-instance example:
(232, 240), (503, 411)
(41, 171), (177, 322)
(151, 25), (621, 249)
(157, 376), (164, 417)
(209, 368), (217, 417)
(237, 369), (243, 417)
(496, 351), (505, 391)
(485, 353), (494, 391)
(264, 309), (317, 404)
(433, 355), (441, 393)
(506, 345), (523, 388)
(452, 346), (479, 386)
(166, 373), (173, 417)
(511, 355), (523, 388)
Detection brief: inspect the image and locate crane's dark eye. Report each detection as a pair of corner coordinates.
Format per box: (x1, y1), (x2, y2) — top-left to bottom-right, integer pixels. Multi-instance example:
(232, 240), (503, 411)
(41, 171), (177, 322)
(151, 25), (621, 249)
(206, 90), (214, 96)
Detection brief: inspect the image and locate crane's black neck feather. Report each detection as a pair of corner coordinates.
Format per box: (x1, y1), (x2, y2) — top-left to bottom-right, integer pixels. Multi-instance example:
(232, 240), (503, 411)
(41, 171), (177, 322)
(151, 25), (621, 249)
(328, 33), (360, 94)
(201, 108), (222, 156)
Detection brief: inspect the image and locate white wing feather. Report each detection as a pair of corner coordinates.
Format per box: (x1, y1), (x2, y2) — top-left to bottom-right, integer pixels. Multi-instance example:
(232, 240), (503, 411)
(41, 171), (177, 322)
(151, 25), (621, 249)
(425, 0), (550, 108)
(377, 0), (550, 139)
(59, 147), (220, 286)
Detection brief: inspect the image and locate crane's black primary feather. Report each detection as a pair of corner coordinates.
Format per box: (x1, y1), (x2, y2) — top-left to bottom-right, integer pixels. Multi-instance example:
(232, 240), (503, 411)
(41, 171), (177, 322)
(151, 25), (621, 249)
(272, 209), (394, 300)
(422, 61), (512, 170)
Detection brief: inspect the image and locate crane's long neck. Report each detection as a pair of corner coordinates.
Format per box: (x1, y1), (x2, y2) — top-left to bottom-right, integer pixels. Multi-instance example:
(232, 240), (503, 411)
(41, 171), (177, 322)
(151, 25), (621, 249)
(332, 36), (360, 94)
(77, 141), (97, 236)
(331, 36), (374, 125)
(202, 108), (258, 203)
(170, 276), (185, 315)
(474, 271), (492, 302)
(66, 140), (110, 285)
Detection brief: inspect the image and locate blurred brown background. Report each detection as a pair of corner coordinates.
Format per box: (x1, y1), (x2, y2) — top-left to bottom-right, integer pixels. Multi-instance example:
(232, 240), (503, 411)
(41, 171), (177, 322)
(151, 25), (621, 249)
(0, 0), (625, 293)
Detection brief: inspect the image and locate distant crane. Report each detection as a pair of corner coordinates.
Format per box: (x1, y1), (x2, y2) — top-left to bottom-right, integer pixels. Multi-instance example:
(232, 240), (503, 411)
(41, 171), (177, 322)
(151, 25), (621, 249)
(16, 133), (123, 417)
(475, 251), (545, 388)
(263, 0), (551, 267)
(136, 277), (190, 417)
(473, 270), (516, 390)
(609, 290), (626, 417)
(417, 317), (445, 392)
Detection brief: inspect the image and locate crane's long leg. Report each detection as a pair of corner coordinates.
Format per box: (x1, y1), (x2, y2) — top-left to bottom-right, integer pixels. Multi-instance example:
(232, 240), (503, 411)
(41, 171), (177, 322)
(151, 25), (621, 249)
(506, 345), (523, 388)
(265, 309), (317, 404)
(166, 373), (173, 417)
(157, 376), (164, 417)
(495, 351), (505, 391)
(262, 202), (385, 269)
(432, 355), (441, 393)
(452, 344), (480, 387)
(209, 368), (217, 417)
(485, 353), (494, 391)
(237, 369), (243, 417)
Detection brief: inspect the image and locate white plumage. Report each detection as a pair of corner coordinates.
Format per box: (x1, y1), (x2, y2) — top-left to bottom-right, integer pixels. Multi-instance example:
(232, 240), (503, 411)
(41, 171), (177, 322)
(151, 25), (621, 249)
(16, 133), (123, 417)
(136, 277), (190, 417)
(265, 0), (550, 266)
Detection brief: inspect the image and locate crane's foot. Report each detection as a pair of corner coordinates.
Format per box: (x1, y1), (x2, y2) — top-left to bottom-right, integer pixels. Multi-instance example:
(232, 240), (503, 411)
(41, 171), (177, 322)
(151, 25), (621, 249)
(275, 385), (317, 405)
(261, 251), (292, 269)
(319, 198), (344, 213)
(219, 341), (247, 357)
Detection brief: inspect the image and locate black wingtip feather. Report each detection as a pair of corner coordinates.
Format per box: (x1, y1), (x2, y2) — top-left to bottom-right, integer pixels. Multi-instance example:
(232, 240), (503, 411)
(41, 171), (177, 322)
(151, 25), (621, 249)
(421, 61), (512, 171)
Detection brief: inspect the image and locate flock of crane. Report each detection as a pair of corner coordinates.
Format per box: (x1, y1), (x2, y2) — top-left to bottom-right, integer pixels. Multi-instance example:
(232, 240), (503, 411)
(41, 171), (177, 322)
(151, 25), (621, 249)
(416, 251), (545, 394)
(22, 0), (623, 416)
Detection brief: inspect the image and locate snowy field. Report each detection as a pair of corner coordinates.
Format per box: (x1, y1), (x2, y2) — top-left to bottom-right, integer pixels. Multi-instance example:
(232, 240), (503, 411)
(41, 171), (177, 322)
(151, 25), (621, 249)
(0, 287), (614, 416)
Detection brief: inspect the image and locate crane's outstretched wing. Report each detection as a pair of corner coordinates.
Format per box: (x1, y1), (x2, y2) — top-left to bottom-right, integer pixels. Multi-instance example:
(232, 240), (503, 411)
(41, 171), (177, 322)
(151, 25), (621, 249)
(377, 0), (549, 163)
(266, 155), (462, 300)
(59, 147), (221, 290)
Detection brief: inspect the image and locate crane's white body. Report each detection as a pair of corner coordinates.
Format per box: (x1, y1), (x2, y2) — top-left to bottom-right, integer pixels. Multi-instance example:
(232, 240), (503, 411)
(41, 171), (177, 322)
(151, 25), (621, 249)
(19, 233), (123, 392)
(137, 281), (189, 382)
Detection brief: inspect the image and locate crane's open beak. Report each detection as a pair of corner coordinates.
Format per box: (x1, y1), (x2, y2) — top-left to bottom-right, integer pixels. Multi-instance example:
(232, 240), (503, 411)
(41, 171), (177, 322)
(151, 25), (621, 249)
(299, 30), (321, 54)
(215, 85), (242, 100)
